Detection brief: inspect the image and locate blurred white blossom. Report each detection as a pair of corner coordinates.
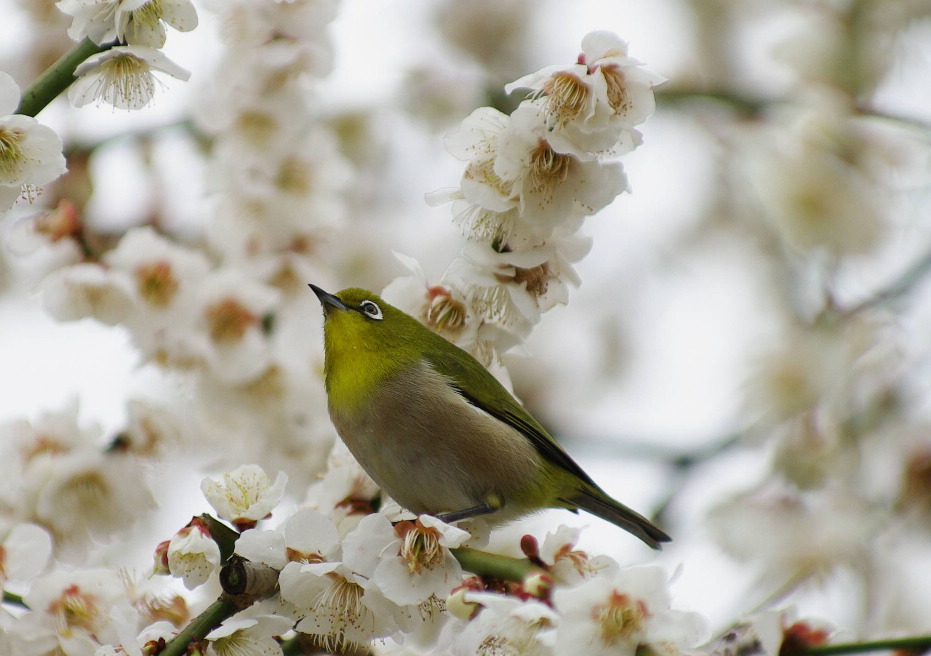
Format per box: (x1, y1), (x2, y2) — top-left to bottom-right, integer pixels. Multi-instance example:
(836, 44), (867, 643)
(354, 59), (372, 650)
(0, 522), (52, 585)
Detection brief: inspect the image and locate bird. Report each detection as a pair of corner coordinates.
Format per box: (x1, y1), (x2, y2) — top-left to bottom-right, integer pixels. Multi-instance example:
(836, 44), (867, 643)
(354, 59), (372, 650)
(310, 284), (671, 549)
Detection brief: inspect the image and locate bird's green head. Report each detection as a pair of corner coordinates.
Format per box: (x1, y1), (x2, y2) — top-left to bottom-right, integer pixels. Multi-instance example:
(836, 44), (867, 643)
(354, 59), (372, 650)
(309, 285), (433, 405)
(309, 285), (417, 350)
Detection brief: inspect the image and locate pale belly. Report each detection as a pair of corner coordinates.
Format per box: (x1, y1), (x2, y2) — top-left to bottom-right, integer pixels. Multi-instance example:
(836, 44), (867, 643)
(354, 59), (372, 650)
(328, 361), (547, 521)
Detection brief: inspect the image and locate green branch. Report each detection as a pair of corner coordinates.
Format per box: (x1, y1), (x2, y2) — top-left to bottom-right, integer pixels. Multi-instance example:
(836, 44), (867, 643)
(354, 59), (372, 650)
(451, 546), (542, 581)
(791, 635), (931, 656)
(159, 597), (238, 656)
(15, 38), (115, 117)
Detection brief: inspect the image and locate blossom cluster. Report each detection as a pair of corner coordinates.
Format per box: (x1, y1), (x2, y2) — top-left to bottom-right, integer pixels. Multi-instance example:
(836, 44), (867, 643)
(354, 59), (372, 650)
(386, 31), (664, 366)
(147, 458), (706, 655)
(11, 0), (354, 489)
(0, 445), (830, 656)
(193, 0), (350, 272)
(56, 0), (196, 109)
(0, 401), (164, 549)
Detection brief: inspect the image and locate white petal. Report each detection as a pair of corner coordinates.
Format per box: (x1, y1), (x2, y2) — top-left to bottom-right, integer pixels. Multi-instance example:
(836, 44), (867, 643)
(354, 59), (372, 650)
(161, 0), (199, 32)
(0, 71), (20, 115)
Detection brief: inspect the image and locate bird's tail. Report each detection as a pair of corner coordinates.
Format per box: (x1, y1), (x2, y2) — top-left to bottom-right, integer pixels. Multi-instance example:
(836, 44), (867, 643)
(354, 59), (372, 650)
(563, 488), (671, 550)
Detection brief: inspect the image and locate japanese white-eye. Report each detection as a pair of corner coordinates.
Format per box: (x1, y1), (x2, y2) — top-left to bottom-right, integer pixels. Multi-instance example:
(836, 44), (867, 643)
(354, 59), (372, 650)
(311, 285), (671, 549)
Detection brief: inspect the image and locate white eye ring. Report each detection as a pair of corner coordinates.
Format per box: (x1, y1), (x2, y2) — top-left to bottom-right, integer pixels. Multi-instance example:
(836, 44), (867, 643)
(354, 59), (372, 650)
(359, 300), (383, 320)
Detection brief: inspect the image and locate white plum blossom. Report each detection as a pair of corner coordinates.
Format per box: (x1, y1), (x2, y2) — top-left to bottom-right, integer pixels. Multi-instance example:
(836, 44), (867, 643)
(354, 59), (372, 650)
(69, 45), (191, 110)
(31, 451), (156, 541)
(554, 566), (704, 656)
(279, 560), (399, 651)
(57, 0), (198, 48)
(448, 227), (592, 325)
(94, 614), (177, 656)
(417, 31), (651, 363)
(234, 508), (341, 570)
(193, 269), (281, 384)
(204, 0), (339, 64)
(303, 441), (380, 533)
(0, 72), (67, 215)
(5, 201), (84, 278)
(441, 591), (559, 656)
(119, 398), (185, 457)
(103, 225), (212, 311)
(167, 522), (222, 590)
(538, 525), (618, 585)
(201, 464), (288, 527)
(41, 262), (136, 325)
(205, 614), (294, 656)
(381, 252), (479, 348)
(506, 30), (664, 158)
(14, 568), (134, 656)
(341, 513), (469, 606)
(707, 489), (878, 581)
(494, 100), (628, 239)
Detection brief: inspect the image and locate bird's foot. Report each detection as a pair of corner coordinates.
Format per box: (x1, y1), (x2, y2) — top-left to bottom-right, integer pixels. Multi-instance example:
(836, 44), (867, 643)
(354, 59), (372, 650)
(435, 495), (502, 523)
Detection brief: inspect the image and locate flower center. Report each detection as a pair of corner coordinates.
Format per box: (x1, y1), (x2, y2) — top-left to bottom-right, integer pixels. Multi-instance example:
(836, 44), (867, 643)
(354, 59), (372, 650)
(465, 156), (514, 199)
(235, 111), (279, 146)
(513, 263), (550, 297)
(527, 140), (571, 195)
(285, 548), (326, 564)
(600, 64), (630, 116)
(543, 71), (590, 127)
(426, 287), (468, 334)
(317, 574), (368, 652)
(131, 0), (165, 29)
(595, 591), (648, 646)
(0, 126), (27, 185)
(136, 261), (179, 307)
(397, 520), (444, 574)
(98, 54), (156, 107)
(276, 156), (312, 195)
(205, 299), (258, 343)
(48, 584), (100, 633)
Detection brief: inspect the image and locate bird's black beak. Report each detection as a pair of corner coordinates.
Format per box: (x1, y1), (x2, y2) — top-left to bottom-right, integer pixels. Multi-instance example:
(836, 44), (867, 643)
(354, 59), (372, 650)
(309, 284), (349, 316)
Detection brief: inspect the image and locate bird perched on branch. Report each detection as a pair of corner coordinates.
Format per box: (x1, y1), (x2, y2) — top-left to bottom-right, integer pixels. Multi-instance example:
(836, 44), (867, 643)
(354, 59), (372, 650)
(311, 284), (670, 549)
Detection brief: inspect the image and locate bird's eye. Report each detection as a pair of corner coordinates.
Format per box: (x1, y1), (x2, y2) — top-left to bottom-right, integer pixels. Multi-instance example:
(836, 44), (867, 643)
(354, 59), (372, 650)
(359, 300), (383, 320)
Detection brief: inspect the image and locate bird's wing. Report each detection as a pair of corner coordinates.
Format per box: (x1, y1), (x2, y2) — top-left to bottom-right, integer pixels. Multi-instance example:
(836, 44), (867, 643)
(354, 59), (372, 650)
(424, 347), (598, 488)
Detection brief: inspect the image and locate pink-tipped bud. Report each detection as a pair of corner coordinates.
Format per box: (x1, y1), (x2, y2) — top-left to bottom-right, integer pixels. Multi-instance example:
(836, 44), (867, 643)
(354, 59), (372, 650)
(152, 540), (171, 575)
(520, 534), (540, 560)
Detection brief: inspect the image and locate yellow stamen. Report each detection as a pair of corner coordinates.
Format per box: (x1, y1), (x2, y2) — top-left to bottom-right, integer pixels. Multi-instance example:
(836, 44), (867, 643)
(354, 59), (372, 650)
(205, 299), (258, 343)
(527, 141), (571, 196)
(0, 126), (26, 183)
(135, 261), (179, 307)
(543, 71), (590, 126)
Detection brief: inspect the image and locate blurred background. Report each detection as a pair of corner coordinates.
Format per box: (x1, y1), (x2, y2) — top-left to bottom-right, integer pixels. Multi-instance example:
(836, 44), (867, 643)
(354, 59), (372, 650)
(2, 0), (931, 638)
